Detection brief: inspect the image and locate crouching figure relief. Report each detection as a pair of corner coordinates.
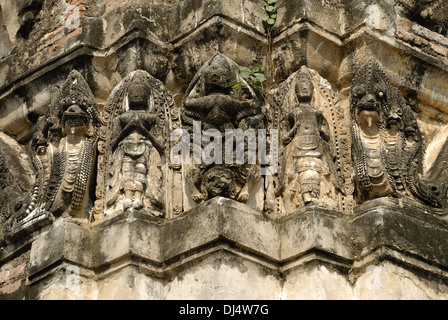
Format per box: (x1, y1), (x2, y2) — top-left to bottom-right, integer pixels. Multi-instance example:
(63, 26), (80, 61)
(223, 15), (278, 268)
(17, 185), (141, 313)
(95, 70), (175, 219)
(180, 53), (266, 211)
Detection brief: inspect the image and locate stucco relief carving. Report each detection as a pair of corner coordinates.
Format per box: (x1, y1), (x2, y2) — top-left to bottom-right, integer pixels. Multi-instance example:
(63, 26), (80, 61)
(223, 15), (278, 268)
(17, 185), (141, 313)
(2, 58), (448, 248)
(95, 70), (178, 219)
(0, 134), (35, 243)
(265, 66), (350, 215)
(180, 53), (265, 211)
(349, 58), (442, 208)
(3, 70), (99, 241)
(36, 70), (99, 217)
(425, 136), (448, 212)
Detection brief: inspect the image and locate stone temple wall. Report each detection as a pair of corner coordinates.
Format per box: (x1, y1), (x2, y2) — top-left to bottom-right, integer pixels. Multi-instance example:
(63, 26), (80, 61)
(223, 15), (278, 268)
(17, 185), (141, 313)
(1, 0), (448, 300)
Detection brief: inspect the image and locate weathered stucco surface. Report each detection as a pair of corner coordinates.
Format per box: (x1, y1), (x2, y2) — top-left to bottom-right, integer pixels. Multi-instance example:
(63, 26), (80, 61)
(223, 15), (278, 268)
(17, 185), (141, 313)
(1, 0), (448, 300)
(10, 197), (448, 299)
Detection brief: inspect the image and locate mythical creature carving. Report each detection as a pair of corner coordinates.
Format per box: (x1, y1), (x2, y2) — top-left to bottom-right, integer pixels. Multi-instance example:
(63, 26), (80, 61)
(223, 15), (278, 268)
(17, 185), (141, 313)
(350, 59), (395, 201)
(95, 70), (177, 219)
(350, 58), (441, 207)
(47, 71), (100, 218)
(3, 70), (100, 241)
(0, 133), (35, 243)
(181, 53), (265, 210)
(266, 66), (348, 214)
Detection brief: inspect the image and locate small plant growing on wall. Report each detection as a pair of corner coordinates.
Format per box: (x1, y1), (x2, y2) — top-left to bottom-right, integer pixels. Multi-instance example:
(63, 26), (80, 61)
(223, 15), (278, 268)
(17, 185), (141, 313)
(262, 0), (277, 29)
(227, 1), (276, 92)
(227, 64), (267, 91)
(262, 0), (277, 84)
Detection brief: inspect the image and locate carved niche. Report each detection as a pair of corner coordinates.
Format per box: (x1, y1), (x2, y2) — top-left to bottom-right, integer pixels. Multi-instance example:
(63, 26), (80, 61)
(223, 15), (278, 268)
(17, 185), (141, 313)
(349, 58), (441, 208)
(265, 66), (350, 215)
(180, 53), (266, 211)
(95, 70), (178, 219)
(4, 70), (100, 241)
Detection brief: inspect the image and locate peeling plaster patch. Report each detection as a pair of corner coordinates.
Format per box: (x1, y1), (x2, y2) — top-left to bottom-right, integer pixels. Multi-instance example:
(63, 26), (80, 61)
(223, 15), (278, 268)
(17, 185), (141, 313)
(0, 41), (5, 58)
(363, 265), (383, 290)
(366, 5), (381, 30)
(423, 125), (448, 174)
(0, 64), (9, 88)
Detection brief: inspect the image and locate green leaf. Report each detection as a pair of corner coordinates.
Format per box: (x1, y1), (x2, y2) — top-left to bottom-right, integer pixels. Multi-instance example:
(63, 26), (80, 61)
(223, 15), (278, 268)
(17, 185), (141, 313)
(251, 64), (261, 72)
(253, 73), (267, 83)
(227, 82), (246, 90)
(270, 13), (277, 18)
(240, 71), (250, 79)
(239, 66), (251, 79)
(267, 18), (276, 25)
(227, 81), (247, 90)
(240, 72), (250, 79)
(267, 0), (277, 4)
(265, 5), (275, 12)
(262, 14), (270, 21)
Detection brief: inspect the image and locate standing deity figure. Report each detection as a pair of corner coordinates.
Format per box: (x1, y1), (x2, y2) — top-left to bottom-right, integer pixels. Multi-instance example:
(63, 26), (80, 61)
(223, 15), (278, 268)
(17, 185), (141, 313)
(107, 73), (163, 212)
(277, 66), (344, 212)
(350, 58), (441, 207)
(96, 70), (175, 219)
(181, 53), (265, 210)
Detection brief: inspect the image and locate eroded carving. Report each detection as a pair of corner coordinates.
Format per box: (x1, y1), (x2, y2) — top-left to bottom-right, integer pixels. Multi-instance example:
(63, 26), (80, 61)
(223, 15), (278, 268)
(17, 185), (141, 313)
(96, 70), (176, 219)
(397, 0), (448, 35)
(47, 72), (99, 218)
(350, 58), (441, 207)
(0, 133), (35, 243)
(3, 70), (99, 241)
(266, 66), (348, 214)
(181, 53), (265, 210)
(425, 136), (448, 211)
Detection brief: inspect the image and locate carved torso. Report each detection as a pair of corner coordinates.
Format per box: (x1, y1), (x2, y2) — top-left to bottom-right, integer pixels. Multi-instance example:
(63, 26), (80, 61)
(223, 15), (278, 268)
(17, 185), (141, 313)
(61, 137), (84, 193)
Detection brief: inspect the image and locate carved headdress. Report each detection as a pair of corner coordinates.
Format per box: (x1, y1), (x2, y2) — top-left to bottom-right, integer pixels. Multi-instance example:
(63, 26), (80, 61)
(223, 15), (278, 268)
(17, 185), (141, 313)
(350, 58), (393, 120)
(59, 70), (101, 128)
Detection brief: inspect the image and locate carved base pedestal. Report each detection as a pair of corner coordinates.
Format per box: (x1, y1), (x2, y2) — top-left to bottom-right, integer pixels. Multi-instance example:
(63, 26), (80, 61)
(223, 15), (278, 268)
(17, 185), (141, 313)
(2, 197), (445, 299)
(5, 210), (55, 244)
